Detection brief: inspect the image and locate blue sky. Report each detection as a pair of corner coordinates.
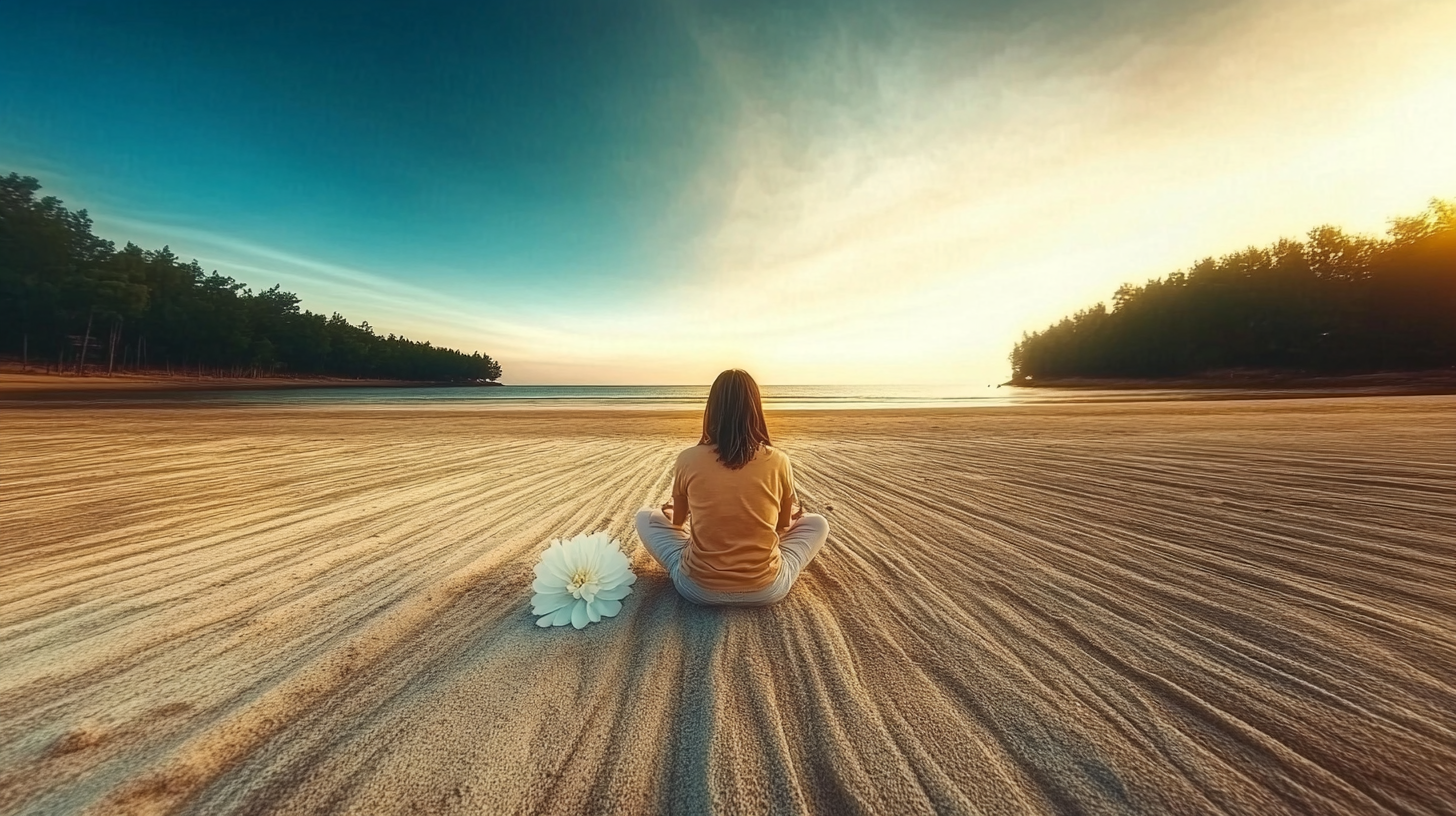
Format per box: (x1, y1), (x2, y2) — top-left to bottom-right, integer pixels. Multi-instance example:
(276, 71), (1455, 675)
(4, 0), (1455, 383)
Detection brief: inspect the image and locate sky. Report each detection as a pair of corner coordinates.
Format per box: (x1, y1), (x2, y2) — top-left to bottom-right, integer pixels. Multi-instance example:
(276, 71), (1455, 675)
(3, 0), (1455, 384)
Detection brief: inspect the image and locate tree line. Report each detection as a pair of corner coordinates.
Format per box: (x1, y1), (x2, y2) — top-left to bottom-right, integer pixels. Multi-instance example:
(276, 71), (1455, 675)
(1010, 198), (1456, 382)
(0, 172), (502, 382)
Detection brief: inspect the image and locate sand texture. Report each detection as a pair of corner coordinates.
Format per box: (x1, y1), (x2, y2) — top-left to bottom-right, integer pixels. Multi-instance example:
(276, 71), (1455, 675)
(2, 397), (1455, 815)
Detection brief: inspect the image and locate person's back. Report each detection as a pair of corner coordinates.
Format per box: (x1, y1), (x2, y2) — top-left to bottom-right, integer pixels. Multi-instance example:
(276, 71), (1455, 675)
(635, 369), (829, 606)
(674, 443), (792, 592)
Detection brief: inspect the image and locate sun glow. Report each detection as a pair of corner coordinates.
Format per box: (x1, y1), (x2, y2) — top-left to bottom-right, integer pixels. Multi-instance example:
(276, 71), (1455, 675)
(68, 1), (1456, 385)
(407, 0), (1452, 385)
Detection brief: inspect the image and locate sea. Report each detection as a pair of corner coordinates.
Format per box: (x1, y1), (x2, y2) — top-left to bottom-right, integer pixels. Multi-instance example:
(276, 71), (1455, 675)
(0, 383), (1243, 409)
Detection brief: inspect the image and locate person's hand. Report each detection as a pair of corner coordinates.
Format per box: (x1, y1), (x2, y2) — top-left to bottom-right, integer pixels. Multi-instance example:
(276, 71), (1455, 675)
(792, 504), (805, 521)
(661, 501), (673, 516)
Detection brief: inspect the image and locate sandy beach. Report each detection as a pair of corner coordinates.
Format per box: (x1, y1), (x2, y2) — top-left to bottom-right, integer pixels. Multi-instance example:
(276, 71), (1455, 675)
(2, 396), (1454, 815)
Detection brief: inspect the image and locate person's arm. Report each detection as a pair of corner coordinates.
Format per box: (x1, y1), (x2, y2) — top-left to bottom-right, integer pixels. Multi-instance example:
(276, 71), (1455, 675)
(662, 462), (689, 527)
(662, 493), (689, 527)
(776, 490), (796, 533)
(775, 455), (803, 532)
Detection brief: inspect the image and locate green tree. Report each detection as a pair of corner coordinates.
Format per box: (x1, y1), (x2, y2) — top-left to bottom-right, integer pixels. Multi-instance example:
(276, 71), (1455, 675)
(0, 172), (504, 382)
(1011, 198), (1456, 381)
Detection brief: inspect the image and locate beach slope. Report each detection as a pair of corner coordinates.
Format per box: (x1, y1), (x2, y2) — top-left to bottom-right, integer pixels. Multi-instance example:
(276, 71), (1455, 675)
(2, 398), (1454, 815)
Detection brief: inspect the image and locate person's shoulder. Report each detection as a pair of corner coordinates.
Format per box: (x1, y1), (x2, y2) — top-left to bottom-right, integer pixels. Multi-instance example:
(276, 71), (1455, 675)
(677, 443), (713, 466)
(763, 445), (792, 468)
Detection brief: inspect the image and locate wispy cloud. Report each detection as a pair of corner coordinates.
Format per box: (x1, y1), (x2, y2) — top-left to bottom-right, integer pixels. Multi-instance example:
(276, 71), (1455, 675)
(90, 214), (574, 364)
(42, 1), (1456, 384)
(625, 0), (1456, 384)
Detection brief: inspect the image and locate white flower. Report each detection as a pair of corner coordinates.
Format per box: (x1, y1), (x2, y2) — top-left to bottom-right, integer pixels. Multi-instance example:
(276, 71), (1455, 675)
(530, 531), (636, 629)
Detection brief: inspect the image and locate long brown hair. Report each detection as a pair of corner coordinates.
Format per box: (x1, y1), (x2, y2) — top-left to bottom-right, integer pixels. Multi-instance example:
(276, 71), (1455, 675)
(700, 369), (772, 469)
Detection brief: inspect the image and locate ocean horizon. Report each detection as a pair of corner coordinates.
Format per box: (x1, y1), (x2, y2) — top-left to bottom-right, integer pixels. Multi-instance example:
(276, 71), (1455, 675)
(0, 382), (1280, 409)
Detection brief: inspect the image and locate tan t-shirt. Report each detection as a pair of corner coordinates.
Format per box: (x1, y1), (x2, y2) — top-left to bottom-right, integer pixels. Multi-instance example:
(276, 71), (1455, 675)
(673, 444), (795, 593)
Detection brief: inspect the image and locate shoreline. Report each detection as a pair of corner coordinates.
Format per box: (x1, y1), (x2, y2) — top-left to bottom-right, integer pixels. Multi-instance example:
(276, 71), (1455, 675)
(5, 383), (1455, 409)
(0, 367), (500, 394)
(1008, 369), (1456, 391)
(6, 365), (1456, 402)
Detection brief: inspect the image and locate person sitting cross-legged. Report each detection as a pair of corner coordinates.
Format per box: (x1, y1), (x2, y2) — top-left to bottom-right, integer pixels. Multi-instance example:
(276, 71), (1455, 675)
(635, 369), (829, 606)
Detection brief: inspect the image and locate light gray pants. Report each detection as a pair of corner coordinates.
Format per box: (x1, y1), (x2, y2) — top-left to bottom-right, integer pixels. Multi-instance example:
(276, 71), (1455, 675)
(634, 508), (829, 606)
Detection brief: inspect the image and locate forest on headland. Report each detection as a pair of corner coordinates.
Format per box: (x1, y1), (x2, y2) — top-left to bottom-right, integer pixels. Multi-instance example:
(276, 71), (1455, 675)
(0, 173), (502, 382)
(1010, 199), (1456, 383)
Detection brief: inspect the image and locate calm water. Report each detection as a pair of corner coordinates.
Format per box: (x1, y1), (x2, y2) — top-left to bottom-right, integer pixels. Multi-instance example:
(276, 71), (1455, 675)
(1, 383), (1262, 409)
(255, 383), (1033, 409)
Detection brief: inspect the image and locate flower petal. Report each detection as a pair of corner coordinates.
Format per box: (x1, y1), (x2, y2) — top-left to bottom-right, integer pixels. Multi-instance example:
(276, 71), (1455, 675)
(539, 545), (572, 581)
(570, 601), (589, 629)
(531, 592), (573, 614)
(595, 599), (622, 618)
(586, 601), (602, 623)
(548, 605), (574, 627)
(595, 584), (632, 601)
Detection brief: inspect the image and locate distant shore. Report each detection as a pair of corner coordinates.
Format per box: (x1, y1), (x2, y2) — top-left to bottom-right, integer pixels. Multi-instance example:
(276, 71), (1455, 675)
(1009, 369), (1456, 394)
(0, 365), (502, 394)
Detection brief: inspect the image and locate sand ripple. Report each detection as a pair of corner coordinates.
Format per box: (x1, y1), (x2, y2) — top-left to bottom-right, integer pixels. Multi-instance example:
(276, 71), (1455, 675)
(2, 398), (1454, 815)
